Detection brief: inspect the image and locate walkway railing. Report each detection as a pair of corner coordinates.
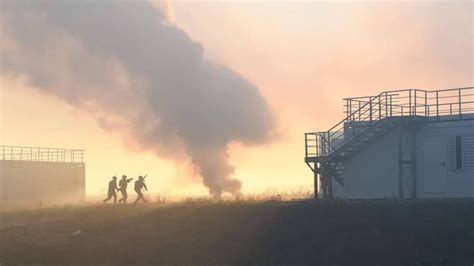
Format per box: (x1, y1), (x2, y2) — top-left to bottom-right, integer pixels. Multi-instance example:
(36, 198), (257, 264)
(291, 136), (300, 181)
(0, 145), (85, 163)
(305, 87), (474, 159)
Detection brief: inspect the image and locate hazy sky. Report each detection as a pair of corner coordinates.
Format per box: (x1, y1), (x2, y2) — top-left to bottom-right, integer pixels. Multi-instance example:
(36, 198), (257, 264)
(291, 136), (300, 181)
(1, 0), (472, 196)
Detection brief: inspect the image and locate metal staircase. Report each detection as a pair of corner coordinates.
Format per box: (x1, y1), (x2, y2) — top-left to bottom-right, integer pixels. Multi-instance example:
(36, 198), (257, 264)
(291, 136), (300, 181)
(305, 87), (474, 199)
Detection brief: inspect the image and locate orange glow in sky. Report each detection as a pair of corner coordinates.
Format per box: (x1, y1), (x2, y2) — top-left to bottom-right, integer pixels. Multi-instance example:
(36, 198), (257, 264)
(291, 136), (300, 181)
(1, 1), (472, 196)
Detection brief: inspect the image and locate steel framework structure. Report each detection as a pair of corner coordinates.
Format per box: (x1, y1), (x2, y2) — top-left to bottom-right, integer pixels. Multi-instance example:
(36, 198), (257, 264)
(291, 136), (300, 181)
(0, 145), (85, 164)
(305, 87), (474, 199)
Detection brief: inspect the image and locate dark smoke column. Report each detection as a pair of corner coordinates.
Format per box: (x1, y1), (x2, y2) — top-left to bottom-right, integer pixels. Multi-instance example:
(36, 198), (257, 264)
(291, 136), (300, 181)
(0, 1), (275, 197)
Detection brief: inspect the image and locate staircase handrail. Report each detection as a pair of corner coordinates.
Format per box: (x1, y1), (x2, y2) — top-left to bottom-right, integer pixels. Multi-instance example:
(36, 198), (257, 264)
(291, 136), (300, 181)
(328, 89), (415, 134)
(323, 90), (391, 154)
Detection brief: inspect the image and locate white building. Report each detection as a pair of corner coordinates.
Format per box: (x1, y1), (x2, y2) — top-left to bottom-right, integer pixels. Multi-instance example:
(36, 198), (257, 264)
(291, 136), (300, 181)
(0, 146), (85, 204)
(305, 87), (474, 199)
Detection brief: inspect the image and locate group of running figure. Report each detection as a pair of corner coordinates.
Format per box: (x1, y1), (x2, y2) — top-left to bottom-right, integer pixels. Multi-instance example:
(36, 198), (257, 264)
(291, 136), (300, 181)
(103, 175), (148, 204)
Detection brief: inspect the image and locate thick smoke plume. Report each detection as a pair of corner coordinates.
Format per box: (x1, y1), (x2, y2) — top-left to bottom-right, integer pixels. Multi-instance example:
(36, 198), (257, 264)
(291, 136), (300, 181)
(0, 2), (274, 197)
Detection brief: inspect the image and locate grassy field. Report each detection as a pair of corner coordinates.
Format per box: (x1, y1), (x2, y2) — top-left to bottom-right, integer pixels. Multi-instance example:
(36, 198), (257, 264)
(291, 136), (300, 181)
(1, 199), (474, 266)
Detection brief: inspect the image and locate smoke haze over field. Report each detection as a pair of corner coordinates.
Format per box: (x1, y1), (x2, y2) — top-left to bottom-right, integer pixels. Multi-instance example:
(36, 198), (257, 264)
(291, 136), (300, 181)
(0, 1), (275, 197)
(2, 1), (471, 197)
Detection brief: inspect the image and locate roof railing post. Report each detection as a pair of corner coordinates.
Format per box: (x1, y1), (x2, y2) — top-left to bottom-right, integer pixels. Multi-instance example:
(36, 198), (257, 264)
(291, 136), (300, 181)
(358, 101), (361, 121)
(458, 88), (462, 116)
(409, 89), (412, 116)
(316, 134), (319, 157)
(304, 134), (308, 158)
(346, 99), (349, 121)
(322, 133), (325, 156)
(318, 135), (322, 156)
(385, 92), (388, 118)
(369, 97), (373, 121)
(378, 96), (381, 119)
(390, 94), (393, 117)
(424, 91), (428, 116)
(322, 134), (325, 156)
(414, 90), (417, 116)
(327, 131), (331, 155)
(436, 91), (439, 117)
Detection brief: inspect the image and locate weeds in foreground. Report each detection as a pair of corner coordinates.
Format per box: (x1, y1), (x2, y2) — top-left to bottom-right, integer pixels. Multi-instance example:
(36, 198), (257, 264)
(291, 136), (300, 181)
(0, 189), (312, 214)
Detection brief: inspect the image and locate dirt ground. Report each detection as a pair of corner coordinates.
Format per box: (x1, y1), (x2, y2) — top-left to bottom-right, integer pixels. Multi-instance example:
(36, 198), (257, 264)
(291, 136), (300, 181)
(1, 200), (474, 266)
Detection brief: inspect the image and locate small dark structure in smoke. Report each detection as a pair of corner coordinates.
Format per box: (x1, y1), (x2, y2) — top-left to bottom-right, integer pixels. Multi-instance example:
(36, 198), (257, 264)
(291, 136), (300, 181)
(0, 2), (275, 197)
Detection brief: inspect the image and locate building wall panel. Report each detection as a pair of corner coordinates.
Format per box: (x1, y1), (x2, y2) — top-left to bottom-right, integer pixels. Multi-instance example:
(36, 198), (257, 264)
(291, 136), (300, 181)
(416, 119), (474, 198)
(339, 119), (474, 199)
(341, 128), (400, 199)
(0, 160), (85, 203)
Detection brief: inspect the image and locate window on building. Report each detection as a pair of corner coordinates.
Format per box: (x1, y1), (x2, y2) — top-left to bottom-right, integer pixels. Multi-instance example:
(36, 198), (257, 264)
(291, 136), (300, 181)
(455, 136), (462, 169)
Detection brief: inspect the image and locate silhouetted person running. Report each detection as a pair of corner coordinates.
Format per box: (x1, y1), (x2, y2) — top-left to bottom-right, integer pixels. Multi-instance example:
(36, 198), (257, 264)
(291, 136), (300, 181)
(133, 176), (148, 204)
(103, 176), (119, 204)
(118, 175), (133, 203)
